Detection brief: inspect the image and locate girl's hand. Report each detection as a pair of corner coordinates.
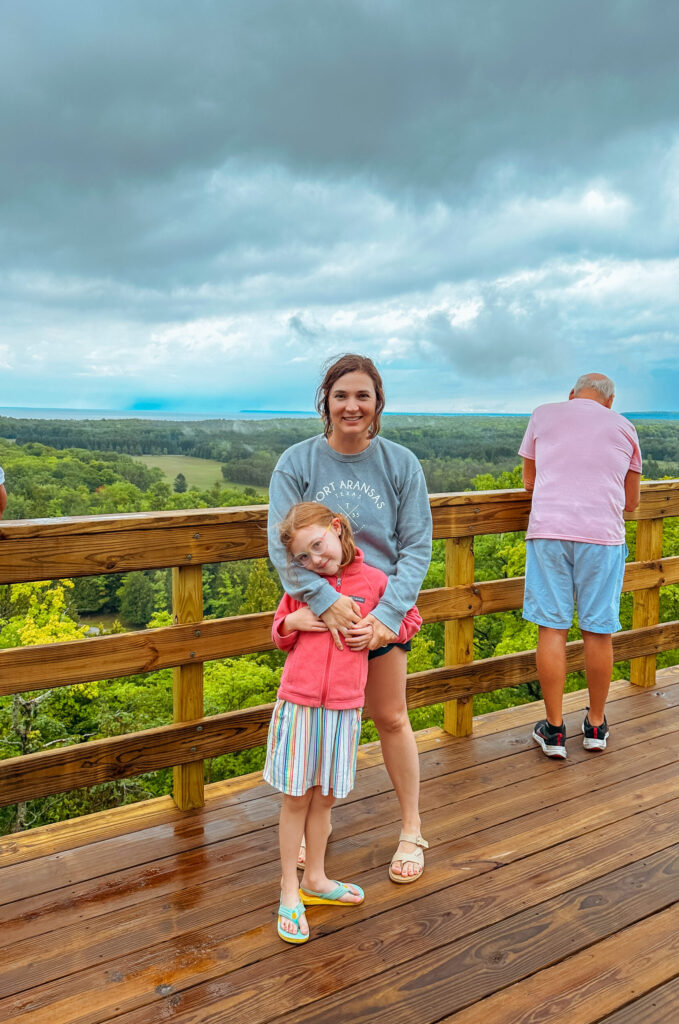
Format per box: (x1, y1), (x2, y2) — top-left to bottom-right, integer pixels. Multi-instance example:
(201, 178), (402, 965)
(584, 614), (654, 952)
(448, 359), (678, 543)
(344, 620), (374, 651)
(355, 614), (398, 651)
(320, 596), (361, 651)
(281, 607), (329, 635)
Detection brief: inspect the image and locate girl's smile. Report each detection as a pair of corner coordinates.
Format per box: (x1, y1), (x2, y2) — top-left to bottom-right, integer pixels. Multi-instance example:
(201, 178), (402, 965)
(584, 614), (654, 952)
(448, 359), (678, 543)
(291, 520), (343, 576)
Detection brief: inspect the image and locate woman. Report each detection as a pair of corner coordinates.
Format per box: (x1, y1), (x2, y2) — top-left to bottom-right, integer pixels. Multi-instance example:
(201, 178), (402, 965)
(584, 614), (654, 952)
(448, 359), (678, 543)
(267, 354), (432, 881)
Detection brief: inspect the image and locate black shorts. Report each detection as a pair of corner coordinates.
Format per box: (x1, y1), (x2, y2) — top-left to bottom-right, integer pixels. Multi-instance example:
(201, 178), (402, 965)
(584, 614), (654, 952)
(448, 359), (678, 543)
(367, 640), (412, 662)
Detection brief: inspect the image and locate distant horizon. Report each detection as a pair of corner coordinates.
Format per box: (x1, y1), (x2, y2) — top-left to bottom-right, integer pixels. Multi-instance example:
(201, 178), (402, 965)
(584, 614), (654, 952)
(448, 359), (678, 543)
(1, 406), (678, 423)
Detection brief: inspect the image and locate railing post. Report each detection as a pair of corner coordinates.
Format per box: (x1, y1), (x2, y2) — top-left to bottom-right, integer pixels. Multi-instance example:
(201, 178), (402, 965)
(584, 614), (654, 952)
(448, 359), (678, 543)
(630, 517), (664, 688)
(172, 564), (205, 809)
(443, 536), (474, 736)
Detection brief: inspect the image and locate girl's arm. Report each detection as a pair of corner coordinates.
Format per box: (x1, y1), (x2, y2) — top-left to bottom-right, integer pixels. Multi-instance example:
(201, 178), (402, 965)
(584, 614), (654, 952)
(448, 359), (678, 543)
(272, 594), (329, 650)
(280, 606), (329, 635)
(395, 604), (423, 643)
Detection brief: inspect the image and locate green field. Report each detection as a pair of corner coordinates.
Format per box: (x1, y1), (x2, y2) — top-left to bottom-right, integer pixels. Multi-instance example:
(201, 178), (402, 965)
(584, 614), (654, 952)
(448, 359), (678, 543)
(133, 454), (266, 494)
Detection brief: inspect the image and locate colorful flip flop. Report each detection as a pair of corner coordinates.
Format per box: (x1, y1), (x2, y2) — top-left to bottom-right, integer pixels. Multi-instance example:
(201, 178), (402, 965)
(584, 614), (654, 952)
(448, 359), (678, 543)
(277, 897), (309, 944)
(298, 881), (365, 906)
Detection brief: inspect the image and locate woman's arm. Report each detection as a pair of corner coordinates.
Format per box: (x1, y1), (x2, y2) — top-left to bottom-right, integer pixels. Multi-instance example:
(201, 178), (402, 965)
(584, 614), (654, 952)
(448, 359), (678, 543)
(370, 462), (432, 635)
(267, 465), (339, 616)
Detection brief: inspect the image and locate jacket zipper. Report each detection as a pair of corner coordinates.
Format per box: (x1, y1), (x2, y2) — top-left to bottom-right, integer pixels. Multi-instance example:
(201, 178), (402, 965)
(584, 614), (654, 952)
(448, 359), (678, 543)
(320, 570), (342, 706)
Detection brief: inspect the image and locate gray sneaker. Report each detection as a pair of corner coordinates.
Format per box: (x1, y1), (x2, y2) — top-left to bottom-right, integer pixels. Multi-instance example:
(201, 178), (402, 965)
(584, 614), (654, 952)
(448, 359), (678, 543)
(582, 712), (609, 751)
(532, 719), (567, 759)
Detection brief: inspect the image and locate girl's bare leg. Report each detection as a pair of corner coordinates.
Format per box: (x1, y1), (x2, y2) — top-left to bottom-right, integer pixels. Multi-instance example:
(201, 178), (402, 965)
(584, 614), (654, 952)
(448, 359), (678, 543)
(364, 647), (423, 878)
(279, 791), (311, 936)
(300, 787), (362, 901)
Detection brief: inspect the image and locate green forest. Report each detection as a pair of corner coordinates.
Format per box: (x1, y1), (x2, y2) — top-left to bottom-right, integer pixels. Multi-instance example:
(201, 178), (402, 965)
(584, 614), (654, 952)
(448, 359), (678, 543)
(1, 414), (678, 834)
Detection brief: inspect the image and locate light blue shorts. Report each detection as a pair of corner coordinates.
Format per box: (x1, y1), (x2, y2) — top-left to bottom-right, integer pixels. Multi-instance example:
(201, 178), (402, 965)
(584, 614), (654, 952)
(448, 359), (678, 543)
(523, 539), (628, 634)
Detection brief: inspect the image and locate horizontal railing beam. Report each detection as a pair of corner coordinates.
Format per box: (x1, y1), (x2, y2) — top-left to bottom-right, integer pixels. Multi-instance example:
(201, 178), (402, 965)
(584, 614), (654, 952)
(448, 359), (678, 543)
(2, 619), (677, 808)
(2, 556), (678, 697)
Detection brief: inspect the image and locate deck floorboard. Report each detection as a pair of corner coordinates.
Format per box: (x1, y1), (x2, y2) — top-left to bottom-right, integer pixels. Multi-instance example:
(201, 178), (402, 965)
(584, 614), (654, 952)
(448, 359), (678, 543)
(2, 669), (679, 1023)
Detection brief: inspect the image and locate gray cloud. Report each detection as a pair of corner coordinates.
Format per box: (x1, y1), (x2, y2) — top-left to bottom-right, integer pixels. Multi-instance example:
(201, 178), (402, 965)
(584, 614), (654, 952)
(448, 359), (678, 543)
(2, 0), (679, 412)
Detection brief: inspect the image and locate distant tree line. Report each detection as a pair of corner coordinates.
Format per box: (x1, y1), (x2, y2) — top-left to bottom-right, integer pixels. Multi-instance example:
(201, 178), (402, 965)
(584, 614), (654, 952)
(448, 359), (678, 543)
(1, 414), (677, 494)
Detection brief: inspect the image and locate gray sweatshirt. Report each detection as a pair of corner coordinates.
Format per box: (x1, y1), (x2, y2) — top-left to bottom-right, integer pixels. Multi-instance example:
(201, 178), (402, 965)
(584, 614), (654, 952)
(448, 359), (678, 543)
(267, 434), (432, 634)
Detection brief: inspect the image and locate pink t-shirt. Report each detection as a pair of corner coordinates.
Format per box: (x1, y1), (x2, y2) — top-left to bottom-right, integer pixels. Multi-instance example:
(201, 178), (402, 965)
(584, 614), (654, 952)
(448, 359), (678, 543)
(519, 399), (642, 545)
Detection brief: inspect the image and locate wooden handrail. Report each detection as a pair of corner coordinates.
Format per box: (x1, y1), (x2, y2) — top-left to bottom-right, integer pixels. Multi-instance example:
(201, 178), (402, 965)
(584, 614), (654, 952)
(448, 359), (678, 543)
(1, 481), (678, 583)
(1, 481), (677, 812)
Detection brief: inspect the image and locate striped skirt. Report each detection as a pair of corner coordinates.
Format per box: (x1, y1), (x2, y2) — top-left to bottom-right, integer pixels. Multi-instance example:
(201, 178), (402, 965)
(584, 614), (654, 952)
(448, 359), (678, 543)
(263, 700), (362, 799)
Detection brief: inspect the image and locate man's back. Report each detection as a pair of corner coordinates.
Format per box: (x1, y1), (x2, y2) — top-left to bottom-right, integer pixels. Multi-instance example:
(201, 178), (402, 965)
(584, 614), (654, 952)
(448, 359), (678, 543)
(519, 398), (642, 545)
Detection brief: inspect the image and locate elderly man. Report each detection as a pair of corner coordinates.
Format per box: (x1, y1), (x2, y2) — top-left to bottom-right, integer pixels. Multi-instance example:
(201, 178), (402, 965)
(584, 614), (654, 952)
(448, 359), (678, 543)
(520, 373), (642, 758)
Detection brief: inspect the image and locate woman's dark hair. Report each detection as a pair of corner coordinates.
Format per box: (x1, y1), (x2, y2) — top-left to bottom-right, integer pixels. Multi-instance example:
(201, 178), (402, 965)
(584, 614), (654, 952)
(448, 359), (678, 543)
(315, 353), (386, 438)
(278, 502), (356, 568)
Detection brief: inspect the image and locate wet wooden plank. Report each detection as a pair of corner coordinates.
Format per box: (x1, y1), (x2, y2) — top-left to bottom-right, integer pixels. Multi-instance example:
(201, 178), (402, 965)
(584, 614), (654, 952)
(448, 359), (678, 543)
(6, 701), (679, 947)
(5, 796), (679, 1024)
(442, 904), (679, 1024)
(94, 843), (679, 1024)
(3, 737), (678, 1002)
(1, 681), (678, 1022)
(598, 976), (679, 1024)
(260, 849), (679, 1024)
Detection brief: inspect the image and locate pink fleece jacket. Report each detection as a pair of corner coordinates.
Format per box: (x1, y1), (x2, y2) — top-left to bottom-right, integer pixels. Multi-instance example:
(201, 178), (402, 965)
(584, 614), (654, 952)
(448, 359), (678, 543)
(272, 548), (422, 710)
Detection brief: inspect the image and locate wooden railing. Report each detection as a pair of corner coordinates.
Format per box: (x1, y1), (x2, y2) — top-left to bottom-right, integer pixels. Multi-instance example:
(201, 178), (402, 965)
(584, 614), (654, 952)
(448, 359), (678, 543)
(1, 481), (678, 814)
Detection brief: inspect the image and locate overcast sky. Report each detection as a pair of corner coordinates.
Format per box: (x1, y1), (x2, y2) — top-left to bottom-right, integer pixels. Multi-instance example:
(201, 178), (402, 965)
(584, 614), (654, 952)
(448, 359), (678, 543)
(2, 0), (679, 415)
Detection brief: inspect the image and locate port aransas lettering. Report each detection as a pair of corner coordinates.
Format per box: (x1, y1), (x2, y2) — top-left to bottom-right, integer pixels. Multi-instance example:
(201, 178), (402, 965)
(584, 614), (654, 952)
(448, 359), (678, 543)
(314, 479), (385, 511)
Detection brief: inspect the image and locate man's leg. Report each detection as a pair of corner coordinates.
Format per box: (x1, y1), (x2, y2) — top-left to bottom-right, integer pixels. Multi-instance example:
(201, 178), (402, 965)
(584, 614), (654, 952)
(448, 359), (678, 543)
(581, 630), (613, 725)
(574, 540), (625, 749)
(535, 626), (569, 726)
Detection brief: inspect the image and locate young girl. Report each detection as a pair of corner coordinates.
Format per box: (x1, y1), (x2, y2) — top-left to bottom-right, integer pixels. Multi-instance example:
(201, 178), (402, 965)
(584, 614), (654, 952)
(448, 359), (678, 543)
(264, 502), (422, 944)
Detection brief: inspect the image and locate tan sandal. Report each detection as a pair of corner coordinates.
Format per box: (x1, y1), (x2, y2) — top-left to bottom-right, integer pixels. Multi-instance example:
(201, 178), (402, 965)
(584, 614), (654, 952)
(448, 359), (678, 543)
(389, 831), (429, 884)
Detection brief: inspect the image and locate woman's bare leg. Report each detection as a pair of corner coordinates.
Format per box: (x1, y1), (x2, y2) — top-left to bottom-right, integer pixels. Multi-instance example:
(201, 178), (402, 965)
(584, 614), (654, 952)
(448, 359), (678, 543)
(364, 647), (423, 878)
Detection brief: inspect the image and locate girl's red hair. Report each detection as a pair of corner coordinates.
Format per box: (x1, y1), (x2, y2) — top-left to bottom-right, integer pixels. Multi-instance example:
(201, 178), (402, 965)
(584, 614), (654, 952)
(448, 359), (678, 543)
(278, 502), (356, 568)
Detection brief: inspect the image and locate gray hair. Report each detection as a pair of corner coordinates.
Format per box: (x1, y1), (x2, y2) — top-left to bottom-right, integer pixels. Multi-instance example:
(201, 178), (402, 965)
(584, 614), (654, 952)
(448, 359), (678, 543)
(573, 373), (615, 400)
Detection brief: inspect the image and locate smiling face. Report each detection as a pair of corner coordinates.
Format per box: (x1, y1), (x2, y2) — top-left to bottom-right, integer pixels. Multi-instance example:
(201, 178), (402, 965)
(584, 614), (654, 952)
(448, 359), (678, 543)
(290, 519), (344, 576)
(327, 371), (377, 452)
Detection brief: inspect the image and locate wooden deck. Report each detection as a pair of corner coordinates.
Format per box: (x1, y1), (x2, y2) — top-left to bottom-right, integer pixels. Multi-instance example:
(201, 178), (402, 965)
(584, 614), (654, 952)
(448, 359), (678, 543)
(2, 670), (679, 1024)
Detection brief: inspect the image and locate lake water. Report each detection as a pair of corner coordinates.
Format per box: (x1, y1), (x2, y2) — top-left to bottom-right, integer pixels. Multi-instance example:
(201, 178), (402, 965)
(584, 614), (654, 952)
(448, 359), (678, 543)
(1, 407), (677, 422)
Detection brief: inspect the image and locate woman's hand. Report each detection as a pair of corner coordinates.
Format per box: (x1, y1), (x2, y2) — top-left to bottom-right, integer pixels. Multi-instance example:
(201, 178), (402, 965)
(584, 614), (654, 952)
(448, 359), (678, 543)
(353, 613), (398, 651)
(281, 607), (329, 635)
(320, 596), (362, 650)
